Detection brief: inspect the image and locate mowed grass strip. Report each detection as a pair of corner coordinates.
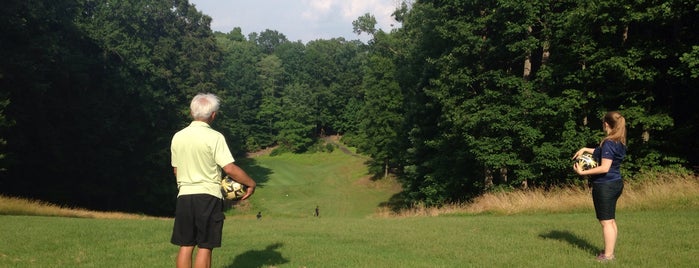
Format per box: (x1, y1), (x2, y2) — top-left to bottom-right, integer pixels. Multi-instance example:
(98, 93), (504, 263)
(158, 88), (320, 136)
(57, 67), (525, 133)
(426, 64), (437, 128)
(235, 149), (400, 219)
(1, 209), (697, 267)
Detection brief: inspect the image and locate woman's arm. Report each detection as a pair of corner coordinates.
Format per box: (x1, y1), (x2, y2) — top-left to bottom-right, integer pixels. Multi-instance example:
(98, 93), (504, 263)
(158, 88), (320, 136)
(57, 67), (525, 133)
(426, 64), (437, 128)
(574, 158), (611, 176)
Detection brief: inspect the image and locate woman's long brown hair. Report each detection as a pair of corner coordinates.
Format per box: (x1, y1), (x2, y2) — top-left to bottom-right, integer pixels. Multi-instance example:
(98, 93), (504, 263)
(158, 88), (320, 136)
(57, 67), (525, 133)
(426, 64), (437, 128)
(601, 111), (627, 146)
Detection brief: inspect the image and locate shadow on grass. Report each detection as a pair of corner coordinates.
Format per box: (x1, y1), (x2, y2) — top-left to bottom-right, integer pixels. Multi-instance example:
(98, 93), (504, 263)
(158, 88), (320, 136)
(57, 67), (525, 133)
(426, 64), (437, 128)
(539, 230), (600, 255)
(223, 157), (273, 211)
(236, 157), (273, 186)
(226, 242), (289, 268)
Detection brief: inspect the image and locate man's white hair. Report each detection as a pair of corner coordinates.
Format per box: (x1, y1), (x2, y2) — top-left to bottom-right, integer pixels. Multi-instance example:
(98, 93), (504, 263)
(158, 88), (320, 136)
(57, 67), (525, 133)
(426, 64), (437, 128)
(190, 93), (220, 120)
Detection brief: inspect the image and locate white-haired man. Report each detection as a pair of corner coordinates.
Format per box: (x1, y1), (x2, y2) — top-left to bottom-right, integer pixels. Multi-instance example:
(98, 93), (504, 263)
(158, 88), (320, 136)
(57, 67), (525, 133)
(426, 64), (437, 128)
(170, 93), (256, 268)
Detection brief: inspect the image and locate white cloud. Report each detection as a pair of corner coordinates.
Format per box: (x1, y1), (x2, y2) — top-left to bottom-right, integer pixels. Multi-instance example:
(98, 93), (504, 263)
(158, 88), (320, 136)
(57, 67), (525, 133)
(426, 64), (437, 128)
(307, 0), (333, 11)
(189, 0), (400, 43)
(300, 1), (333, 21)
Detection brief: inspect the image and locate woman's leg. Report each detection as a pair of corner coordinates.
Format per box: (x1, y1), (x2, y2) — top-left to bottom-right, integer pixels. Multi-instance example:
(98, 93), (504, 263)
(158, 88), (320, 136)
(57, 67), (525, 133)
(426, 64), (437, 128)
(592, 180), (623, 260)
(599, 219), (617, 258)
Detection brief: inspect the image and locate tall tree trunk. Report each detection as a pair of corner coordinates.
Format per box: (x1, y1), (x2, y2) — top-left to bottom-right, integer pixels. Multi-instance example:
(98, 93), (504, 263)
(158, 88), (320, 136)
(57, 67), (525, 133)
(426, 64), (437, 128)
(541, 40), (550, 66)
(523, 26), (532, 80)
(581, 62), (588, 126)
(642, 129), (650, 143)
(523, 53), (532, 80)
(500, 167), (508, 184)
(384, 159), (389, 178)
(484, 168), (493, 190)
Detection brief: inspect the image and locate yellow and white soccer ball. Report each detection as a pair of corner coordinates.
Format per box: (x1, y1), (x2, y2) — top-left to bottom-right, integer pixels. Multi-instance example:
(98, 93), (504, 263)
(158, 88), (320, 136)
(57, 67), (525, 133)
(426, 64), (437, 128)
(221, 176), (247, 200)
(576, 152), (598, 171)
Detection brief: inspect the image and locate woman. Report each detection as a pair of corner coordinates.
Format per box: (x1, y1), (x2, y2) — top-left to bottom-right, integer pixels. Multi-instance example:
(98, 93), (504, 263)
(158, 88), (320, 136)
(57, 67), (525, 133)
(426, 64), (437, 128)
(573, 111), (627, 262)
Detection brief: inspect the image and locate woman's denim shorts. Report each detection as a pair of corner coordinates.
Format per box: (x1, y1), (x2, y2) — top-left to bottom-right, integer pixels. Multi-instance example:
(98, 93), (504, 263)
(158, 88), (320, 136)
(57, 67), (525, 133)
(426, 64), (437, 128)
(592, 179), (624, 220)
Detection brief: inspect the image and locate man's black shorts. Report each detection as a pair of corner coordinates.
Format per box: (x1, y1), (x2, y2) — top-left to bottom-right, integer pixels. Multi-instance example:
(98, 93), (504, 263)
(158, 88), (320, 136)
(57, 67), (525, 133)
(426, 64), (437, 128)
(171, 194), (225, 249)
(592, 179), (624, 220)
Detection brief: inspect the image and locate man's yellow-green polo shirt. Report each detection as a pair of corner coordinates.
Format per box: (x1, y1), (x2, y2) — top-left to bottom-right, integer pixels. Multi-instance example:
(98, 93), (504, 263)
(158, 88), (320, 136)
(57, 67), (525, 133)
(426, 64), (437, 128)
(171, 121), (234, 198)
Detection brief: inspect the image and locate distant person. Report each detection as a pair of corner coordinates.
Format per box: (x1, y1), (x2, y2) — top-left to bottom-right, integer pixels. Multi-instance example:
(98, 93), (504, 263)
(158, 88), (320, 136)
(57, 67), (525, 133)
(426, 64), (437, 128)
(572, 111), (626, 262)
(314, 206), (319, 217)
(170, 93), (257, 268)
(257, 211), (262, 220)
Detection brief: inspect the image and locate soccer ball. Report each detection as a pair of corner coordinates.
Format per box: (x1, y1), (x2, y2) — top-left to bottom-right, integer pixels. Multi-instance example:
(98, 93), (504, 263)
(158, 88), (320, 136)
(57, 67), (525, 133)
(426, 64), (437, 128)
(221, 176), (247, 200)
(576, 152), (598, 171)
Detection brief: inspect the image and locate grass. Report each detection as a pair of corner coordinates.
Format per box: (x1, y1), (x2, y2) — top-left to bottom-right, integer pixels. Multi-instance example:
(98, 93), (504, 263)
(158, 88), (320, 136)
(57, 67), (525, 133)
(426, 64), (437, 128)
(1, 146), (698, 267)
(1, 209), (697, 267)
(232, 150), (401, 219)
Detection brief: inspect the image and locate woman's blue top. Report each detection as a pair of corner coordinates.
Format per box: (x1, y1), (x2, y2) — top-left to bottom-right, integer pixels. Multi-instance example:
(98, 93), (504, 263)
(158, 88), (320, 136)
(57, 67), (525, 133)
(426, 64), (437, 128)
(592, 140), (626, 183)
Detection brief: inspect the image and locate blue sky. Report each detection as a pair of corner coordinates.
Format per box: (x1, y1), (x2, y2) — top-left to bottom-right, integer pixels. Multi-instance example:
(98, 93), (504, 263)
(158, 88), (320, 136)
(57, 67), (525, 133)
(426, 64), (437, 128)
(188, 0), (401, 43)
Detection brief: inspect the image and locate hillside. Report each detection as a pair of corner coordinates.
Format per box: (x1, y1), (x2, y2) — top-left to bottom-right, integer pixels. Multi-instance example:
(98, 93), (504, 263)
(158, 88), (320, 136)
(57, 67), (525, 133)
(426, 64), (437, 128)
(231, 146), (402, 218)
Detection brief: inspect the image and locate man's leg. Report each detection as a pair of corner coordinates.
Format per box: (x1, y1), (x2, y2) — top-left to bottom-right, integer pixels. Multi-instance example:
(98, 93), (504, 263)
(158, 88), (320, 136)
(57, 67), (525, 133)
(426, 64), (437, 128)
(194, 248), (212, 268)
(176, 246), (194, 268)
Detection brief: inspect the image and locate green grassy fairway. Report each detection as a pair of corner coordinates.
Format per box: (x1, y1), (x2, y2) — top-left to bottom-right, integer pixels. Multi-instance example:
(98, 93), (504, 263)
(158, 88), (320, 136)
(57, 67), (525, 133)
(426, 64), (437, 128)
(1, 209), (697, 267)
(234, 150), (400, 219)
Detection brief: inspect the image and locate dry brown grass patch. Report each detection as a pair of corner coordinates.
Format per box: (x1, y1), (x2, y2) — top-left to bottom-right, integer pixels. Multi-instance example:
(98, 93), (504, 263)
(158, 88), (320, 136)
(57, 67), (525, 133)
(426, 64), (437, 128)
(375, 174), (699, 218)
(620, 173), (699, 210)
(0, 195), (167, 220)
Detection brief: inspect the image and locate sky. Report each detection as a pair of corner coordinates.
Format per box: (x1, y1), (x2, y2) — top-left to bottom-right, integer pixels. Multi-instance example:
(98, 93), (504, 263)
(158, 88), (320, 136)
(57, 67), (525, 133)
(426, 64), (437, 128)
(188, 0), (402, 43)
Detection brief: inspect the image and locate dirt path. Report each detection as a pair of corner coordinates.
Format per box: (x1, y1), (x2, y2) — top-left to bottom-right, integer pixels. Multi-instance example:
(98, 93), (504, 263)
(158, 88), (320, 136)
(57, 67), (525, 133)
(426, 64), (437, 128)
(323, 135), (363, 158)
(245, 146), (277, 158)
(245, 135), (364, 158)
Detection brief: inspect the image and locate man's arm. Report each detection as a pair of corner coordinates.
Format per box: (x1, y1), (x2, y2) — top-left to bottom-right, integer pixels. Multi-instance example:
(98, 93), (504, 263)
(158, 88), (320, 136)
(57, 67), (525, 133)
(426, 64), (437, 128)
(222, 163), (256, 200)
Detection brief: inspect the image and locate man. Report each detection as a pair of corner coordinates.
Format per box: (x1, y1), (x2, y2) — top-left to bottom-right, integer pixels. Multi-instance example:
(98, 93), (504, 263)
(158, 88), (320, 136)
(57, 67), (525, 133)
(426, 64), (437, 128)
(170, 93), (256, 268)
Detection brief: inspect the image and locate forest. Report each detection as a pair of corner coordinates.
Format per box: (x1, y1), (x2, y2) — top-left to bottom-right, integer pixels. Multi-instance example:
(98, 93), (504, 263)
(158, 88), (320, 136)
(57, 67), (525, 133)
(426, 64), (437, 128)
(1, 0), (697, 216)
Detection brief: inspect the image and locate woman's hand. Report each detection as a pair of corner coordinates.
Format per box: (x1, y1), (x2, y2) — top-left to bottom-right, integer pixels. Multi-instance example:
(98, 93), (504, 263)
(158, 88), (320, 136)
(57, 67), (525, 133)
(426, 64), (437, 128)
(572, 147), (593, 176)
(573, 162), (585, 175)
(572, 148), (593, 160)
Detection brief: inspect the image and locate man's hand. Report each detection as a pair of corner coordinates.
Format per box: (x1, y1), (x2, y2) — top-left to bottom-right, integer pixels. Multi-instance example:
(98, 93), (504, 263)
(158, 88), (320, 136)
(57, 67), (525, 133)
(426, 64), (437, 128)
(222, 162), (257, 200)
(241, 185), (255, 200)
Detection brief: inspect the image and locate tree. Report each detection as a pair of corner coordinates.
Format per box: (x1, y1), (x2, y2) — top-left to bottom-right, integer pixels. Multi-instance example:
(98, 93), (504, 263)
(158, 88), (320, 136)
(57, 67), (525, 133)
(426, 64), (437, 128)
(353, 13), (377, 36)
(303, 39), (366, 136)
(256, 29), (289, 54)
(215, 31), (265, 152)
(358, 51), (404, 178)
(256, 54), (285, 147)
(275, 83), (316, 152)
(0, 0), (223, 215)
(381, 0), (699, 207)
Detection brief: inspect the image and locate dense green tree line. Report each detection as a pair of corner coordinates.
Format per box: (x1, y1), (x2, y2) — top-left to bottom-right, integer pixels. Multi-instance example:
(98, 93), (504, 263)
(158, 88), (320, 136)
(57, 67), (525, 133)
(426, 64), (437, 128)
(1, 0), (696, 214)
(0, 0), (366, 215)
(214, 29), (366, 153)
(0, 0), (221, 215)
(370, 0), (699, 206)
